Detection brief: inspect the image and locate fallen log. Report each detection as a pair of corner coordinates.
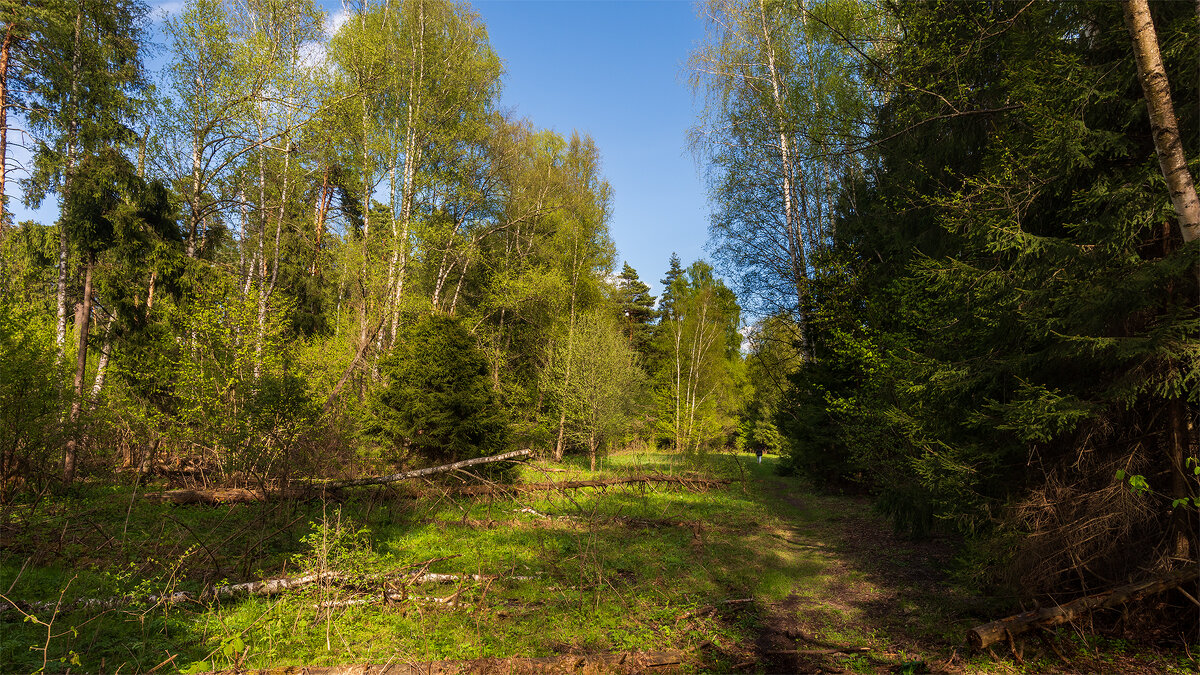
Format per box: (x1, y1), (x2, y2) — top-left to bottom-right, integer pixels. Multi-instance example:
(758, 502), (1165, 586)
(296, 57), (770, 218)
(145, 449), (534, 504)
(452, 474), (732, 496)
(146, 487), (324, 505)
(0, 571), (341, 618)
(0, 556), (467, 619)
(198, 649), (686, 674)
(967, 567), (1200, 648)
(321, 449), (534, 488)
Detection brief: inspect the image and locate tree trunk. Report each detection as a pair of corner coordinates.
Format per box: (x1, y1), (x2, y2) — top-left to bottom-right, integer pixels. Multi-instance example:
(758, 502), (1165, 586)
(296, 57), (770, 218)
(967, 567), (1200, 649)
(311, 169), (330, 276)
(1168, 397), (1195, 559)
(88, 313), (115, 406)
(554, 243), (581, 462)
(757, 0), (814, 361)
(0, 17), (12, 232)
(187, 93), (202, 257)
(55, 3), (85, 359)
(390, 1), (424, 341)
(1123, 0), (1200, 243)
(63, 253), (94, 484)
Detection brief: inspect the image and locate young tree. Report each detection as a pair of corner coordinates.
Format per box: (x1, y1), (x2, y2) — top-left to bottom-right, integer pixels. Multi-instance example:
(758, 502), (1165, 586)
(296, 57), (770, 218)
(551, 308), (644, 470)
(371, 314), (511, 468)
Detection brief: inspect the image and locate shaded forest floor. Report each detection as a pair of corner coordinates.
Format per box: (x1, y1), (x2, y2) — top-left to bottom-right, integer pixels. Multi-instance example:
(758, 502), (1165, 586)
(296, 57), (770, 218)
(0, 452), (1194, 674)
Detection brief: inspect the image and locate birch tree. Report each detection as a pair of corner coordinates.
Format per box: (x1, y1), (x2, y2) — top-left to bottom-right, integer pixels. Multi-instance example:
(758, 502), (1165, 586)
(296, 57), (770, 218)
(653, 260), (742, 453)
(690, 0), (877, 356)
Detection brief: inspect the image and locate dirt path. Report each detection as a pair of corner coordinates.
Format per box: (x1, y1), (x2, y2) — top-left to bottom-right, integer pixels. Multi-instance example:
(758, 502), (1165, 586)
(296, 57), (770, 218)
(725, 460), (969, 674)
(708, 458), (1193, 675)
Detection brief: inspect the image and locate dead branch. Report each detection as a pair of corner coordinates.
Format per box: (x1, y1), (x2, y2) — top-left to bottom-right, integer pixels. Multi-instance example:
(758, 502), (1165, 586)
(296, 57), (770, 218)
(676, 597), (753, 624)
(322, 317), (385, 413)
(967, 566), (1200, 648)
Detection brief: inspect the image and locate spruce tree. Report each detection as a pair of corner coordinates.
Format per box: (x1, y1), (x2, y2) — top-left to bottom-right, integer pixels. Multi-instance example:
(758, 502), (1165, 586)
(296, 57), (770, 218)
(372, 314), (512, 473)
(787, 0), (1198, 591)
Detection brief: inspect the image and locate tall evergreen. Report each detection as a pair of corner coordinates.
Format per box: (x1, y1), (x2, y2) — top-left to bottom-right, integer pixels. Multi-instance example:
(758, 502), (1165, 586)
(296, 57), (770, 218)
(614, 261), (657, 358)
(657, 252), (683, 320)
(785, 0), (1198, 593)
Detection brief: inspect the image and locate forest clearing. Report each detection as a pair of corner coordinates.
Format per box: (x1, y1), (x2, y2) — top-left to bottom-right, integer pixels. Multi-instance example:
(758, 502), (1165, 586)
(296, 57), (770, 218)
(0, 450), (1193, 674)
(1, 0), (1197, 671)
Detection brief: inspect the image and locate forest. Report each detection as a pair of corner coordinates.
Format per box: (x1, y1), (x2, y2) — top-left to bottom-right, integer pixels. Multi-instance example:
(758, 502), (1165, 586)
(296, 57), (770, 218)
(0, 0), (1196, 672)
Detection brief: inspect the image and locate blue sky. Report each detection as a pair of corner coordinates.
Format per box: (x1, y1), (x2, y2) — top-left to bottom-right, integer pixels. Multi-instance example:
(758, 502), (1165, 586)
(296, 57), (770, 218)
(6, 0), (712, 298)
(470, 0), (710, 295)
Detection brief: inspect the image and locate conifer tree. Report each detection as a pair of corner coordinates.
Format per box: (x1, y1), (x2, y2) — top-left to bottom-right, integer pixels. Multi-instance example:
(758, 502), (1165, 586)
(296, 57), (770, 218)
(614, 261), (657, 358)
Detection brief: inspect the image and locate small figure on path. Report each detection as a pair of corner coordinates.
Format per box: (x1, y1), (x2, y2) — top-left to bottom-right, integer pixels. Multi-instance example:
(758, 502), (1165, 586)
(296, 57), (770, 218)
(756, 446), (763, 464)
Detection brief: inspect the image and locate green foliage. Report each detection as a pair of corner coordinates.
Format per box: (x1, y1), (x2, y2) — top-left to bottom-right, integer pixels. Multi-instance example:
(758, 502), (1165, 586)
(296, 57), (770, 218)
(612, 262), (657, 360)
(549, 308), (646, 468)
(146, 275), (314, 476)
(651, 259), (745, 453)
(767, 0), (1199, 590)
(0, 299), (61, 496)
(372, 314), (512, 472)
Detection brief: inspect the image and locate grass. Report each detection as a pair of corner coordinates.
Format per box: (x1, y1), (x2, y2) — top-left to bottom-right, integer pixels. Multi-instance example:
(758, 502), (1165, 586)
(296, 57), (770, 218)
(0, 451), (1193, 673)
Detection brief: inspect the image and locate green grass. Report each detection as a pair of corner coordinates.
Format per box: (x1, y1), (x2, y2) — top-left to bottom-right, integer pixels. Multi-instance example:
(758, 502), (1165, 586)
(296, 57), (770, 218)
(0, 452), (811, 672)
(0, 451), (1190, 674)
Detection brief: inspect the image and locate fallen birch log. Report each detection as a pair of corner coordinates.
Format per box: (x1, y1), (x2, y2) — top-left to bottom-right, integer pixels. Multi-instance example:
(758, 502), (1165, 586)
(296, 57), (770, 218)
(452, 474), (732, 496)
(0, 571), (341, 618)
(198, 649), (686, 674)
(0, 556), (476, 619)
(320, 449), (533, 488)
(145, 449), (534, 504)
(315, 592), (464, 610)
(967, 566), (1200, 648)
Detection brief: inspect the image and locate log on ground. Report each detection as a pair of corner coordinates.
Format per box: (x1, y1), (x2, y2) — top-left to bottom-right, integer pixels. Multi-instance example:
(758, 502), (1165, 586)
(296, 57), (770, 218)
(967, 566), (1200, 648)
(451, 475), (732, 496)
(144, 449), (534, 504)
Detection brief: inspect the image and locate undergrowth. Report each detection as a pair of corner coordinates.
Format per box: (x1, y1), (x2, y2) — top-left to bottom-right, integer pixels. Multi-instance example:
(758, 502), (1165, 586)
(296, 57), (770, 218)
(0, 452), (1192, 674)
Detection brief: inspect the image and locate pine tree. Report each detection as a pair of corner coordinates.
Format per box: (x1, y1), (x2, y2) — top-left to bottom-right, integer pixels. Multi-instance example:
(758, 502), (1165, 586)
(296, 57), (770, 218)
(657, 252), (683, 320)
(614, 261), (657, 358)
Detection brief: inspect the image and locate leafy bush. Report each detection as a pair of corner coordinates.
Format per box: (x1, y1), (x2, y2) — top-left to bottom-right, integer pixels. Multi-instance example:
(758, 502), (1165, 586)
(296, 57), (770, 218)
(0, 301), (61, 497)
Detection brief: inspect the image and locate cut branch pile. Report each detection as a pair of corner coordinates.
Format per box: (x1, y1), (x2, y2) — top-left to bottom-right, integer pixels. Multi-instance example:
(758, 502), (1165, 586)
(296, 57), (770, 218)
(198, 649), (686, 674)
(967, 567), (1200, 648)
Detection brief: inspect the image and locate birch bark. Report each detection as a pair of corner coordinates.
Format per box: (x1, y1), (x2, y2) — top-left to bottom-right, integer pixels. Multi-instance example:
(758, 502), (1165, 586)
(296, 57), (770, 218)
(1122, 0), (1200, 243)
